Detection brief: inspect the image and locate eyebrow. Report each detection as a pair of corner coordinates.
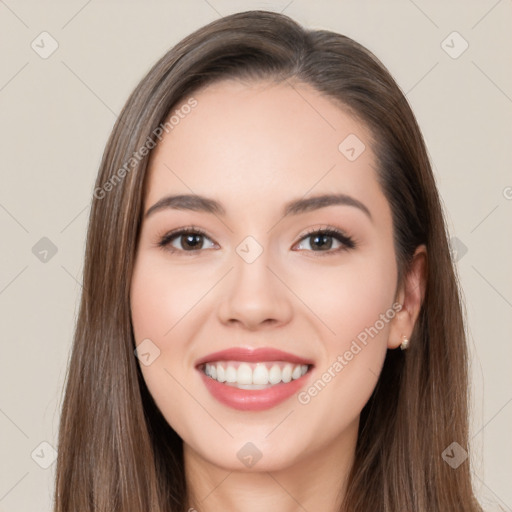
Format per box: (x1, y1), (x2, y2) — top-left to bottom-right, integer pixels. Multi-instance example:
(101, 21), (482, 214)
(145, 193), (372, 222)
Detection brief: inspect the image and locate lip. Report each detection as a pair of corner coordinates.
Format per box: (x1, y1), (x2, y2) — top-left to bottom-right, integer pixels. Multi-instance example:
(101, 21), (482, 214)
(195, 347), (315, 411)
(195, 347), (314, 366)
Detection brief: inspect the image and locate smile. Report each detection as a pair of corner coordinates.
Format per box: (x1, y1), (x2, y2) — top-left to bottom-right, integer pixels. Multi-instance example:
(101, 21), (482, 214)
(202, 361), (310, 389)
(195, 347), (314, 411)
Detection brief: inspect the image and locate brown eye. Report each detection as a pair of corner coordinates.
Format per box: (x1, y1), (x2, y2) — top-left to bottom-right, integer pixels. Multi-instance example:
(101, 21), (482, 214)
(308, 233), (335, 251)
(176, 233), (205, 251)
(295, 228), (355, 253)
(158, 228), (216, 253)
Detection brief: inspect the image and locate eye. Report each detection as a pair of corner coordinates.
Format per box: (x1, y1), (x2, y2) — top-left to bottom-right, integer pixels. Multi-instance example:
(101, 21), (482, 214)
(157, 226), (217, 254)
(294, 226), (356, 254)
(156, 225), (356, 255)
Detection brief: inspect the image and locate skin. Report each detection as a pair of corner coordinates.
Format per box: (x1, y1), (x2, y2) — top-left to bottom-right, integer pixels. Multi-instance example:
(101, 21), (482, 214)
(130, 78), (426, 512)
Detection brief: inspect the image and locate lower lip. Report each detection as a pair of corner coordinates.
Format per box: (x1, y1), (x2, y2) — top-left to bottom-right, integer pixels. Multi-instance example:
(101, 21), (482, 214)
(198, 368), (313, 411)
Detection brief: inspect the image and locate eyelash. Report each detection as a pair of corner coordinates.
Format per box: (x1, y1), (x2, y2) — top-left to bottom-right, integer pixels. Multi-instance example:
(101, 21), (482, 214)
(298, 226), (356, 254)
(155, 224), (356, 256)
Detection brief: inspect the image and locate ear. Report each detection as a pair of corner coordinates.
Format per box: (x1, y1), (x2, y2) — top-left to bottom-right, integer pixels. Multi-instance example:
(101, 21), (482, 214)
(388, 244), (428, 349)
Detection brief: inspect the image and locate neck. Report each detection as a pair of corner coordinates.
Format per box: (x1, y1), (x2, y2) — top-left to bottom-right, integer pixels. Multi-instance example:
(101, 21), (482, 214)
(184, 419), (358, 512)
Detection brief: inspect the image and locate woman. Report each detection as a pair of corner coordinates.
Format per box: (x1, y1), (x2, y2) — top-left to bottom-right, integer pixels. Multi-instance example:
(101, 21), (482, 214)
(54, 10), (483, 511)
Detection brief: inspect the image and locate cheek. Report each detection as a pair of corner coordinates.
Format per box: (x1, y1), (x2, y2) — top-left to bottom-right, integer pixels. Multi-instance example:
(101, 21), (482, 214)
(293, 281), (395, 449)
(130, 255), (204, 432)
(290, 251), (396, 413)
(130, 254), (210, 342)
(129, 253), (218, 388)
(290, 249), (397, 345)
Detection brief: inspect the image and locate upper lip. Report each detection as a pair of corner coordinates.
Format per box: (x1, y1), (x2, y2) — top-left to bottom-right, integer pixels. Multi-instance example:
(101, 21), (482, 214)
(195, 347), (314, 367)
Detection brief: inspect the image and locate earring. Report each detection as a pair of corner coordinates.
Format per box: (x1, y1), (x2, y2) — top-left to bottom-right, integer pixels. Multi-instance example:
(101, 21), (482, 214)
(400, 335), (409, 351)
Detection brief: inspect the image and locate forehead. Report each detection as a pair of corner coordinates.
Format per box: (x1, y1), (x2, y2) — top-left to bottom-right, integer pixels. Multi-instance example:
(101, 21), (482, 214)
(145, 78), (382, 216)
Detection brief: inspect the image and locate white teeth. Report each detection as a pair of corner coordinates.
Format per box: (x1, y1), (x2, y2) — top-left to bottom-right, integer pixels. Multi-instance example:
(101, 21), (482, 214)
(237, 363), (252, 385)
(203, 362), (310, 387)
(252, 364), (269, 385)
(282, 365), (292, 383)
(225, 365), (237, 383)
(216, 364), (226, 382)
(291, 365), (302, 380)
(269, 364), (282, 385)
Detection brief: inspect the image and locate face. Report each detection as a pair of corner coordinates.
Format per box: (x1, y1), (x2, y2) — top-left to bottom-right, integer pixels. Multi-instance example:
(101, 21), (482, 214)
(130, 79), (401, 472)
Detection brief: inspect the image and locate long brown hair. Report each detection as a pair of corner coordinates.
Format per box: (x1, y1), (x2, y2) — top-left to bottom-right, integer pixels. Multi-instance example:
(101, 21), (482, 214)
(54, 10), (482, 511)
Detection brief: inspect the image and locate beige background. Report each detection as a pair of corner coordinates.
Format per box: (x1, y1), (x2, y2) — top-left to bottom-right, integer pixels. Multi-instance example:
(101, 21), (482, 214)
(0, 1), (511, 510)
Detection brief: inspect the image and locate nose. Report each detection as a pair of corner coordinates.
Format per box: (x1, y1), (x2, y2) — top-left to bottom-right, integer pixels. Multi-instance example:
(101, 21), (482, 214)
(216, 249), (293, 330)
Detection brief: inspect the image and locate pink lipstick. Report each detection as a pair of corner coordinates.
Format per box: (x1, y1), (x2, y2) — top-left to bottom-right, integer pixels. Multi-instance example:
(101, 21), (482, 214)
(196, 347), (314, 411)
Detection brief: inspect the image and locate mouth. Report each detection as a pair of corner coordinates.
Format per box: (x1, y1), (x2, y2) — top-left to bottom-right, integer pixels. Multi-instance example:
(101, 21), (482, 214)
(199, 361), (311, 389)
(195, 347), (315, 411)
